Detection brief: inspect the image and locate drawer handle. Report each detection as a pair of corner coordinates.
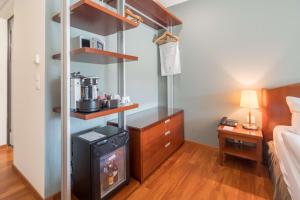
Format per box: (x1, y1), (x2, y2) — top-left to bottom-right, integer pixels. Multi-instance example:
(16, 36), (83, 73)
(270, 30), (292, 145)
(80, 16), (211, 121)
(164, 131), (171, 136)
(165, 119), (171, 124)
(165, 142), (171, 148)
(96, 140), (108, 146)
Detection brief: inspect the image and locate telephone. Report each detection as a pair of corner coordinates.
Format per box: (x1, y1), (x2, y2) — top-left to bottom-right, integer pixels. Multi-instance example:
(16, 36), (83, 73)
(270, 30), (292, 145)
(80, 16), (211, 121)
(220, 117), (238, 127)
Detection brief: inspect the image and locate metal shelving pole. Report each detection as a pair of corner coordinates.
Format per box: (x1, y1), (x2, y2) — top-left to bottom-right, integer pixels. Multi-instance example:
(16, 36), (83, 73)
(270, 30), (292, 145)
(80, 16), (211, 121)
(117, 0), (126, 129)
(167, 26), (174, 110)
(167, 75), (174, 109)
(61, 0), (71, 199)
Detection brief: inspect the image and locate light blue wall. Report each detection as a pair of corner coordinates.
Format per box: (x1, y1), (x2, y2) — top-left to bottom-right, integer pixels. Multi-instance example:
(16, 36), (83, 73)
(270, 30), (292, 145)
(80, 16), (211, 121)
(45, 0), (161, 196)
(170, 0), (300, 146)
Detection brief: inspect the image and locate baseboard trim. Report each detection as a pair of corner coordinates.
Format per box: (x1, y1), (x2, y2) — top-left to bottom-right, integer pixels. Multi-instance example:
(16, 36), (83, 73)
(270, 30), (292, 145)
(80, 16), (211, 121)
(185, 140), (219, 152)
(46, 192), (60, 200)
(12, 164), (44, 200)
(46, 192), (80, 200)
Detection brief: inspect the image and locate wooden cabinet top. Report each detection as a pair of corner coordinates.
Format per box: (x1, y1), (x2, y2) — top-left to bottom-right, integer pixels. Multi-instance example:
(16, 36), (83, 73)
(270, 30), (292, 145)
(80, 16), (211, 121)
(218, 125), (263, 140)
(109, 107), (183, 131)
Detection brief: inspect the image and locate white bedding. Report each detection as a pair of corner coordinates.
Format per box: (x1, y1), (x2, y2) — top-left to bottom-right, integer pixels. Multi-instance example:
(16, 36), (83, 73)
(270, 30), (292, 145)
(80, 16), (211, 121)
(274, 126), (300, 200)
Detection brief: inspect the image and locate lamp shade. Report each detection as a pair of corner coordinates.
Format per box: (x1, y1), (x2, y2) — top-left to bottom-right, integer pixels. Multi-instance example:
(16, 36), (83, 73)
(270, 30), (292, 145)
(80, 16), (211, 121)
(240, 90), (259, 109)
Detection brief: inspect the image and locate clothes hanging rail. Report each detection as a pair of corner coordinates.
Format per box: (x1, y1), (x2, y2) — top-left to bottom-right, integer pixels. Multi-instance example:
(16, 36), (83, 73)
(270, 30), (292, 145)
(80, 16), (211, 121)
(125, 4), (168, 31)
(120, 2), (175, 111)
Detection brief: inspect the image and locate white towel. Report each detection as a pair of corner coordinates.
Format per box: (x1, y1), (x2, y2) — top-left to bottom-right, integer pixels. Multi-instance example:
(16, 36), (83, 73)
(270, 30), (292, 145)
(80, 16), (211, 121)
(159, 42), (181, 76)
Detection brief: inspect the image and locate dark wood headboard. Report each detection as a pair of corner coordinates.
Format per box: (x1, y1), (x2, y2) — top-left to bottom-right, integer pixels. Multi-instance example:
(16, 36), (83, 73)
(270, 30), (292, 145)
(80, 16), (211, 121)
(262, 83), (300, 142)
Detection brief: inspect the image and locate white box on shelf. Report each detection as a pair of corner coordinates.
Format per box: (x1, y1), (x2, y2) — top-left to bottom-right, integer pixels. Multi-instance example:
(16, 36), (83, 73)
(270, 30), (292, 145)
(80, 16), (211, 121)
(91, 38), (105, 50)
(72, 35), (91, 49)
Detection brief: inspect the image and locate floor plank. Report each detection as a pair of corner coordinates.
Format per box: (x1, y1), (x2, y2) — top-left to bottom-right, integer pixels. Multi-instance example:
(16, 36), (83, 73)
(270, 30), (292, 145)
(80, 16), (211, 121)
(0, 146), (40, 200)
(0, 141), (273, 200)
(128, 141), (273, 200)
(111, 179), (140, 200)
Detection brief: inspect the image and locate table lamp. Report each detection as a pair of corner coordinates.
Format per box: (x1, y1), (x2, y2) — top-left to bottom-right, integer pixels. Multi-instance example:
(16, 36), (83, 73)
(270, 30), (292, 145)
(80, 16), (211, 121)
(240, 90), (259, 130)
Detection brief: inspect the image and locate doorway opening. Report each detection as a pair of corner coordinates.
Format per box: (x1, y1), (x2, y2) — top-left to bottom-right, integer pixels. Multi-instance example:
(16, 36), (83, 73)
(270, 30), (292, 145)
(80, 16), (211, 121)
(0, 0), (14, 149)
(7, 15), (13, 146)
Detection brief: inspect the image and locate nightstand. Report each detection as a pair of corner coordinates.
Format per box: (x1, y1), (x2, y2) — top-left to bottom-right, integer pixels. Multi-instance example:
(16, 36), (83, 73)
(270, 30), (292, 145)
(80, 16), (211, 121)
(218, 125), (263, 172)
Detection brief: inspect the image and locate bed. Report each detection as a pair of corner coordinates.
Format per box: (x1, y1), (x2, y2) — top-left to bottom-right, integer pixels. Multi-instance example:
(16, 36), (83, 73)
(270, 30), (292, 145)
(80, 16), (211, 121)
(262, 83), (300, 200)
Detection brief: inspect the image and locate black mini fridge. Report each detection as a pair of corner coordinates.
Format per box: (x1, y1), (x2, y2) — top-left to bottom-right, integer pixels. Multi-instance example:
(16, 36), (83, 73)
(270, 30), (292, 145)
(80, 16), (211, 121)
(72, 126), (130, 200)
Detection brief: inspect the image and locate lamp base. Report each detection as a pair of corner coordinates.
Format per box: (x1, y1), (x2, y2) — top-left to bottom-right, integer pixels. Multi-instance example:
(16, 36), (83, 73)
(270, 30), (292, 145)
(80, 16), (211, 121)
(242, 123), (258, 130)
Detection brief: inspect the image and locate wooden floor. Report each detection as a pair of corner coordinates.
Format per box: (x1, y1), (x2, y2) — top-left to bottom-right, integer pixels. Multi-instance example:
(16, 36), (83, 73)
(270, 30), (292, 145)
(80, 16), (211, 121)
(128, 141), (273, 200)
(0, 146), (40, 200)
(0, 141), (273, 200)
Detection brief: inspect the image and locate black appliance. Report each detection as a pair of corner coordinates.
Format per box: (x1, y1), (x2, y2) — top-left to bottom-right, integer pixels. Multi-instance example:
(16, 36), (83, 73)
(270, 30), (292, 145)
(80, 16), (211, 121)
(219, 117), (238, 127)
(77, 77), (101, 113)
(72, 126), (130, 200)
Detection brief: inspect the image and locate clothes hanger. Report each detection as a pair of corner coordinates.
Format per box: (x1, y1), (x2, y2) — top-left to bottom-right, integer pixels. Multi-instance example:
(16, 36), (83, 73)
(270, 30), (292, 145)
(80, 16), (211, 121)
(154, 31), (179, 45)
(125, 8), (143, 24)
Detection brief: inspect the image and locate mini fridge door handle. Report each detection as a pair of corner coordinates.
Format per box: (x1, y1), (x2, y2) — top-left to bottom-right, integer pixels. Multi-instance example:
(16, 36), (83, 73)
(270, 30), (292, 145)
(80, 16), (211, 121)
(96, 139), (108, 146)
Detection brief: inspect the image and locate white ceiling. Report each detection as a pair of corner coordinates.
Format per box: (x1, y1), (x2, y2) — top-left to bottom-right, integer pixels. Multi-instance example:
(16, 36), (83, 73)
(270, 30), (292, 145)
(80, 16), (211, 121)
(159, 0), (189, 7)
(0, 0), (13, 19)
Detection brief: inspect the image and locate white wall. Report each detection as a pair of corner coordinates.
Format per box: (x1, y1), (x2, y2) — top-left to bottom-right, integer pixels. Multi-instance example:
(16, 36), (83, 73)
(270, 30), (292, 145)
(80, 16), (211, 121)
(12, 0), (46, 197)
(171, 0), (300, 146)
(0, 18), (7, 146)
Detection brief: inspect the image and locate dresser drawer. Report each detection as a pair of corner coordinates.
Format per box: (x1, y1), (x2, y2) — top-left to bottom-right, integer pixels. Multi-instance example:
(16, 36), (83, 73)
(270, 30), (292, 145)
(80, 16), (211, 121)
(170, 112), (183, 129)
(141, 123), (165, 150)
(163, 117), (172, 132)
(170, 113), (184, 150)
(163, 112), (183, 131)
(142, 122), (166, 158)
(142, 145), (168, 180)
(141, 122), (170, 180)
(109, 108), (185, 183)
(161, 113), (183, 156)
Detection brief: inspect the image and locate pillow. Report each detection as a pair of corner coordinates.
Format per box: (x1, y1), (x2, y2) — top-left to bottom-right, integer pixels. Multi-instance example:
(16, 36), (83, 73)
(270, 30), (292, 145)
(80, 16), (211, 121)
(286, 96), (300, 133)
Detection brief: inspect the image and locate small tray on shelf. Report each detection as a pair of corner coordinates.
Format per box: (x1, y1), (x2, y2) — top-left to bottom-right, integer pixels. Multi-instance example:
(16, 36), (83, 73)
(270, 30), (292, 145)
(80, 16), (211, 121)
(52, 0), (139, 36)
(52, 47), (138, 64)
(53, 103), (139, 120)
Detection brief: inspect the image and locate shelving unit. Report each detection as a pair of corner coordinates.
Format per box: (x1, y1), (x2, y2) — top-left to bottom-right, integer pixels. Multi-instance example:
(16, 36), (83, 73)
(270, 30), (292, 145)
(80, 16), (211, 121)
(55, 3), (183, 116)
(58, 0), (182, 198)
(53, 0), (139, 36)
(52, 47), (138, 64)
(53, 103), (139, 120)
(53, 0), (140, 122)
(104, 0), (182, 29)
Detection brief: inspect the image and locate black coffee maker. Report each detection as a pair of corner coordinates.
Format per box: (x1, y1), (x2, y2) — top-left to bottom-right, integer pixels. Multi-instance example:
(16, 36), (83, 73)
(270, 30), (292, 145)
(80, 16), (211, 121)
(77, 77), (101, 113)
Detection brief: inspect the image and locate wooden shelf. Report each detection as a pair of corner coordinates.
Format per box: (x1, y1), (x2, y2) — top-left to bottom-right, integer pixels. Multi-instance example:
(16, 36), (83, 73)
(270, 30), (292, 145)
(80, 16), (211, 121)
(53, 103), (139, 120)
(223, 142), (257, 161)
(52, 47), (138, 64)
(52, 0), (139, 36)
(105, 0), (182, 30)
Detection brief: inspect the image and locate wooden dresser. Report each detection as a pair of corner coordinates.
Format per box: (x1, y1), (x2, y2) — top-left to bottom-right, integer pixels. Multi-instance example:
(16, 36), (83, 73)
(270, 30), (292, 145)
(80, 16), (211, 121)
(108, 107), (184, 183)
